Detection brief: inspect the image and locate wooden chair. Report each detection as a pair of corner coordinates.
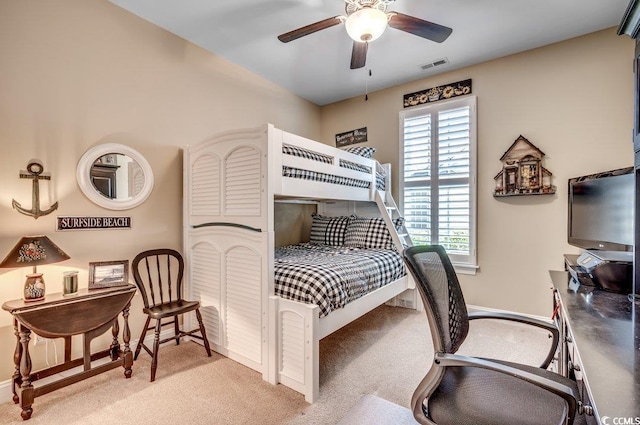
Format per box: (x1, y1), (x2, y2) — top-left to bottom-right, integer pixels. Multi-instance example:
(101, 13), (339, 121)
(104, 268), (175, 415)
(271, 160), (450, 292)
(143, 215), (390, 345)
(132, 248), (211, 381)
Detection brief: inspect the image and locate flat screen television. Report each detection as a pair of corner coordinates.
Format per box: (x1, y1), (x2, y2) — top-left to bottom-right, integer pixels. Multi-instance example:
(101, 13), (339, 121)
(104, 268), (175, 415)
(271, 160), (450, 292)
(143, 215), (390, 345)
(567, 167), (634, 252)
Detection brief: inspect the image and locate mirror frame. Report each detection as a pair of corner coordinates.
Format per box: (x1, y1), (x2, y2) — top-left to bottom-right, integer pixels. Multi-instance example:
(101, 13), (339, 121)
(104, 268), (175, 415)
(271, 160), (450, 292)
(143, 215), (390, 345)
(77, 143), (154, 210)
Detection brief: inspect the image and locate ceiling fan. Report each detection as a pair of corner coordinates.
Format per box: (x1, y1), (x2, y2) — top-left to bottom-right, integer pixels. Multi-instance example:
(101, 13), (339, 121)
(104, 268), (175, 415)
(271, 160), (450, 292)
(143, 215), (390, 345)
(277, 0), (453, 70)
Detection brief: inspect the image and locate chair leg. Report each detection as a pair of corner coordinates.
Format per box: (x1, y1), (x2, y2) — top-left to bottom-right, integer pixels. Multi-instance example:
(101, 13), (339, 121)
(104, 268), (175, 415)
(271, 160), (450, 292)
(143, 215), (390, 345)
(174, 316), (180, 346)
(195, 308), (212, 357)
(134, 316), (151, 361)
(150, 319), (162, 382)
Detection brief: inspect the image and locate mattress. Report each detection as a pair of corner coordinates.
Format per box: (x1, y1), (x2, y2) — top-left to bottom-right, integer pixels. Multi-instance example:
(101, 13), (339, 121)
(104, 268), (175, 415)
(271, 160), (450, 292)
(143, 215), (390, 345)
(274, 243), (405, 317)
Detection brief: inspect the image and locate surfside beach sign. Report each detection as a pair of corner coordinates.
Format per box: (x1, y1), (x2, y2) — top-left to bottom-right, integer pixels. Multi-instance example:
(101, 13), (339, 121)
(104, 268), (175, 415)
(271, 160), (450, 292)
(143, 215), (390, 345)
(57, 216), (131, 231)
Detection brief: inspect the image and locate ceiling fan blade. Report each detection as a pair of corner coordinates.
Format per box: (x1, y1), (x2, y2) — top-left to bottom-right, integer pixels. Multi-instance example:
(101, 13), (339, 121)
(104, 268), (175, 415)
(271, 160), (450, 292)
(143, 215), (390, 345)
(388, 12), (452, 43)
(350, 41), (368, 69)
(278, 16), (343, 43)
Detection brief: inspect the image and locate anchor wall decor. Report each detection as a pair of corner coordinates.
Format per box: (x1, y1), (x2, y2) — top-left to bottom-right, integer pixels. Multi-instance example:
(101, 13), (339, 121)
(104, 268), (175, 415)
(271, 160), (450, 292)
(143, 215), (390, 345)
(12, 159), (58, 219)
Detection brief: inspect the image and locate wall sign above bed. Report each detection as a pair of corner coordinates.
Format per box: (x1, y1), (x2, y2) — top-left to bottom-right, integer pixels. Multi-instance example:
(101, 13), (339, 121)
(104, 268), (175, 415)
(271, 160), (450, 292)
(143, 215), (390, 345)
(403, 79), (472, 108)
(335, 127), (367, 147)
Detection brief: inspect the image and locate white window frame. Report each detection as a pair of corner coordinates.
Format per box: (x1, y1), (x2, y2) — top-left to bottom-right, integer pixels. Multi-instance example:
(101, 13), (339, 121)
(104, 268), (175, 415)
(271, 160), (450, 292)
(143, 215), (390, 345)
(399, 96), (478, 275)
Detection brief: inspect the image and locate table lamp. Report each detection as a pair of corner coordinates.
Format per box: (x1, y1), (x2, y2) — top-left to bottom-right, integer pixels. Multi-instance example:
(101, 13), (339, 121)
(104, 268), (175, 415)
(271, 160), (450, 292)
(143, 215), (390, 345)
(0, 235), (70, 302)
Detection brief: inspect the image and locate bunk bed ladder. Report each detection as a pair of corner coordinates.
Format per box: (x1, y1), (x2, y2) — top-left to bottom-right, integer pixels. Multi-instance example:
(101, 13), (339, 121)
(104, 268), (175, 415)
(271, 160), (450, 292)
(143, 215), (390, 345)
(374, 191), (413, 251)
(374, 190), (419, 311)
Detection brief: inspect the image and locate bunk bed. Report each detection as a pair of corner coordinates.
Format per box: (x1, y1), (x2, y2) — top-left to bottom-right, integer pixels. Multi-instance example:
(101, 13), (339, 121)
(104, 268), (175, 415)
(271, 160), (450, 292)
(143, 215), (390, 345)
(183, 123), (414, 402)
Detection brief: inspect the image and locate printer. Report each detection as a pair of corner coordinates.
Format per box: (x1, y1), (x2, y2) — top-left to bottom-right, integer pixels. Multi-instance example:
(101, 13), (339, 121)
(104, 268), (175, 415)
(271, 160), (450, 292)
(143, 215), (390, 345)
(568, 250), (633, 294)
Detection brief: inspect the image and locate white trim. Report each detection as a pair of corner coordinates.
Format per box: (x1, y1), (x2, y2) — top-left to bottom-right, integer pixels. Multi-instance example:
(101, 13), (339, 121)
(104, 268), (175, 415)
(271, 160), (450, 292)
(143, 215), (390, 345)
(0, 379), (11, 404)
(453, 262), (479, 276)
(466, 304), (552, 323)
(399, 95), (478, 269)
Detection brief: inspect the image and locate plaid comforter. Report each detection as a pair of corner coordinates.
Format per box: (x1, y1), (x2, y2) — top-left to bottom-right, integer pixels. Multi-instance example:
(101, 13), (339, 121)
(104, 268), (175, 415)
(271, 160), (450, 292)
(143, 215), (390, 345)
(282, 145), (386, 190)
(274, 243), (405, 317)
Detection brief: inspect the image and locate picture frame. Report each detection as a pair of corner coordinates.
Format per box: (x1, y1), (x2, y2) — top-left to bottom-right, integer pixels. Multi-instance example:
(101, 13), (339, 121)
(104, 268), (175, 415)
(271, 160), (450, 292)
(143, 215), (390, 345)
(88, 260), (129, 289)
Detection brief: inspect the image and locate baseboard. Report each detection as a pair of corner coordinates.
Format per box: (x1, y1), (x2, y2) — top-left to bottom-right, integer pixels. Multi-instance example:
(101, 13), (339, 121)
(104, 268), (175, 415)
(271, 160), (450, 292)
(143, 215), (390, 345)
(0, 379), (11, 405)
(466, 304), (552, 323)
(0, 328), (176, 404)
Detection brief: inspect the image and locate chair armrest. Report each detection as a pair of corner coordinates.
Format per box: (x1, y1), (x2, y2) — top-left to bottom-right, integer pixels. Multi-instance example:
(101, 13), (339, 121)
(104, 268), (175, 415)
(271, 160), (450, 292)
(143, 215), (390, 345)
(468, 311), (559, 369)
(435, 352), (580, 424)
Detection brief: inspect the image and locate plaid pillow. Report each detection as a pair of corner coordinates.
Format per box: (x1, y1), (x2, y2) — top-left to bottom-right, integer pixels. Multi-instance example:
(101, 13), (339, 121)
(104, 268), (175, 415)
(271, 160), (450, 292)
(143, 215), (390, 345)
(309, 213), (351, 246)
(344, 216), (395, 250)
(341, 146), (376, 158)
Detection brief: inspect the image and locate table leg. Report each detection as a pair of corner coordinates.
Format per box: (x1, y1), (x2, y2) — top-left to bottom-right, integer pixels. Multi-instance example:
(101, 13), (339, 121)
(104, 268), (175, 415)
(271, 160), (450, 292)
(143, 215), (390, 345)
(64, 336), (71, 363)
(18, 326), (33, 420)
(11, 317), (21, 404)
(122, 302), (133, 378)
(110, 317), (120, 361)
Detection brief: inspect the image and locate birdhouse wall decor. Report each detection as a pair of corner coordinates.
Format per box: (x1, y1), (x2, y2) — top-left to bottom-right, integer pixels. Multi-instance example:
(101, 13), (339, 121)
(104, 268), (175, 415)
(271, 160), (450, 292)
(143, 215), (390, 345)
(493, 135), (556, 197)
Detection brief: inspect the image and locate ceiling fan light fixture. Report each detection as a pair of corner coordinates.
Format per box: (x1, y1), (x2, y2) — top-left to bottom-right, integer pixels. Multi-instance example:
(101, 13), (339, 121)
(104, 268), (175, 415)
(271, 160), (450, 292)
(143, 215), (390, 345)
(345, 7), (388, 42)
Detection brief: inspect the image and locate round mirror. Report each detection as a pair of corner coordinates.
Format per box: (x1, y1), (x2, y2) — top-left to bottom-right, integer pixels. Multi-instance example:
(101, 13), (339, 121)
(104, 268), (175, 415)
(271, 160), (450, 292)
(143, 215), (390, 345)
(77, 143), (154, 210)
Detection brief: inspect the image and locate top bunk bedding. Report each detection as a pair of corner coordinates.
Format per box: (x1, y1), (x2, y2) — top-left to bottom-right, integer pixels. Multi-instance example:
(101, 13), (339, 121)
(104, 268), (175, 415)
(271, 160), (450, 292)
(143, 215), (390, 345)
(282, 143), (386, 191)
(274, 243), (405, 318)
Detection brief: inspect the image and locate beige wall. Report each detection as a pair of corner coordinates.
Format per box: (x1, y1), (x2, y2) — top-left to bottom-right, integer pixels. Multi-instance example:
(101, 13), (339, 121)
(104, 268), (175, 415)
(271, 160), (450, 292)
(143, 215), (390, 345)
(0, 1), (634, 385)
(320, 28), (635, 317)
(0, 0), (321, 382)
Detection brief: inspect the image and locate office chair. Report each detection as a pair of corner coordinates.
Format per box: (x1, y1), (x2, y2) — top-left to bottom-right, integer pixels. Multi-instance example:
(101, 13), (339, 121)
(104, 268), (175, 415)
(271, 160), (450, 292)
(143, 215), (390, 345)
(132, 248), (211, 381)
(403, 245), (585, 425)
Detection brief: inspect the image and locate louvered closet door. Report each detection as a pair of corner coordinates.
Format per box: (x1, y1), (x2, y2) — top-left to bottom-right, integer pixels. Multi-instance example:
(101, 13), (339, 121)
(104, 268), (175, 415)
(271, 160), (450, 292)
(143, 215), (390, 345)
(189, 238), (223, 346)
(191, 153), (221, 218)
(225, 245), (262, 365)
(186, 125), (270, 231)
(225, 146), (262, 217)
(186, 227), (270, 374)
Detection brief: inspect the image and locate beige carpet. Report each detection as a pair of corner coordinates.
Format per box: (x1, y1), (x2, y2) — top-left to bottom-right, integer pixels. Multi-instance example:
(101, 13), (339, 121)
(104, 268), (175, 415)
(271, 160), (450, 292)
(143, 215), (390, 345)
(0, 305), (552, 425)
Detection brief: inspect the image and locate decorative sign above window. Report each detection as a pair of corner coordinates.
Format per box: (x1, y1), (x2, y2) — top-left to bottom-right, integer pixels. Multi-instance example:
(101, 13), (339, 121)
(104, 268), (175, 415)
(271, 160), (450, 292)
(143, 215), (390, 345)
(493, 135), (556, 197)
(335, 127), (368, 147)
(403, 79), (472, 108)
(56, 216), (131, 231)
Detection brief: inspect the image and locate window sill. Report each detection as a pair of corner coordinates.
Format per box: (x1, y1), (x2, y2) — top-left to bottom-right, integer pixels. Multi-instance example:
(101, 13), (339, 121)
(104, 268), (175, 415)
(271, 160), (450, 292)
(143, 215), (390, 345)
(452, 263), (478, 276)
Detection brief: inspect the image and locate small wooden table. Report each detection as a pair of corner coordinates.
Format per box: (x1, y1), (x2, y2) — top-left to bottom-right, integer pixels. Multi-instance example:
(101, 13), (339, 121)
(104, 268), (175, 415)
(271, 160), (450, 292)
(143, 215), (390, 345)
(2, 284), (137, 420)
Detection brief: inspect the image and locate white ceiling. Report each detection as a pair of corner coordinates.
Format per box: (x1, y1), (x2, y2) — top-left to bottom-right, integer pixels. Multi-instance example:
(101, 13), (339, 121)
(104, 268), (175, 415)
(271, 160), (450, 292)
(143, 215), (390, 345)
(107, 0), (630, 106)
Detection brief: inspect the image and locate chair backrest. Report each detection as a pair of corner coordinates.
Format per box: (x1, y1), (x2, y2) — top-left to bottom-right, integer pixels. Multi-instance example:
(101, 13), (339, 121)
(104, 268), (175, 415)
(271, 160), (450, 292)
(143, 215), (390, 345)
(132, 248), (185, 310)
(404, 245), (469, 354)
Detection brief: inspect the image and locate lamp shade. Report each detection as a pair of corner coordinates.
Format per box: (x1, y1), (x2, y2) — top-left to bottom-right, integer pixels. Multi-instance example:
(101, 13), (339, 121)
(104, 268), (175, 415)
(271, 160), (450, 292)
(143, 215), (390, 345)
(0, 235), (70, 269)
(1, 235), (70, 301)
(345, 7), (388, 42)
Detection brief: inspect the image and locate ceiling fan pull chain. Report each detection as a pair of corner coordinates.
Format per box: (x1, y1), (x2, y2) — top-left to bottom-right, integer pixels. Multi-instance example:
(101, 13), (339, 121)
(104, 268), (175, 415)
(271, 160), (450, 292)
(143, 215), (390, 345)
(365, 68), (372, 101)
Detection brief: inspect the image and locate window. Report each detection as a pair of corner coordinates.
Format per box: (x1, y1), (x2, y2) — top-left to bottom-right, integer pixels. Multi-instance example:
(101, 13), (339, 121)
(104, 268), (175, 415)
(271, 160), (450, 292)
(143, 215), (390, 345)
(400, 96), (477, 274)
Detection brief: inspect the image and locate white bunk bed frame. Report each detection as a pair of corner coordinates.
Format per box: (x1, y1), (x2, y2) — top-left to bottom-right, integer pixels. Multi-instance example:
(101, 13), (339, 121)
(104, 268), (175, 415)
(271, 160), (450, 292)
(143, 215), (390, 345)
(183, 123), (414, 402)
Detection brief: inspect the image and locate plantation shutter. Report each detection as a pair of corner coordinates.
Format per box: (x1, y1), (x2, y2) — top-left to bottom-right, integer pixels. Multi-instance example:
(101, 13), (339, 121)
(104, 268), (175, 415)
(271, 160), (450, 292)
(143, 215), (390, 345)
(401, 97), (477, 271)
(437, 106), (470, 255)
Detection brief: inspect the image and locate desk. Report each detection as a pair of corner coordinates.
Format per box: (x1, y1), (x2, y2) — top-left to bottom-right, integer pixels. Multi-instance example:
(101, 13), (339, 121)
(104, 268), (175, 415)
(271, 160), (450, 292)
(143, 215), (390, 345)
(550, 270), (640, 423)
(2, 285), (137, 420)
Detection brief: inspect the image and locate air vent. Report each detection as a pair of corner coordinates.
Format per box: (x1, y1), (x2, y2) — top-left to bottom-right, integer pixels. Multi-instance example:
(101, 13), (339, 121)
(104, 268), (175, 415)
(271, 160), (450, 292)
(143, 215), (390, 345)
(419, 57), (449, 71)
